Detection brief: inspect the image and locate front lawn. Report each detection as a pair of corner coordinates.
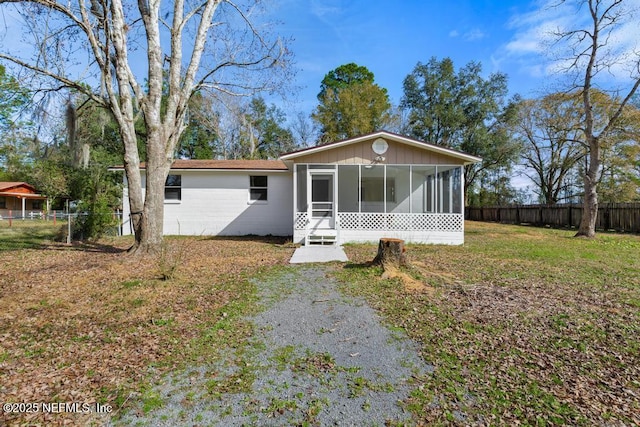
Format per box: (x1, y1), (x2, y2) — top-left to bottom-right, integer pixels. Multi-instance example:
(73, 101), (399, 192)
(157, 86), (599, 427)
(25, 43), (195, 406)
(2, 221), (638, 426)
(339, 222), (640, 426)
(0, 224), (294, 426)
(0, 220), (63, 250)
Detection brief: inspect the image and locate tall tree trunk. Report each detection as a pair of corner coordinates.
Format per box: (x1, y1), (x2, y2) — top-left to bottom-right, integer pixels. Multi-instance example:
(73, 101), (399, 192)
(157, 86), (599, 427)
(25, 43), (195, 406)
(137, 172), (168, 254)
(136, 125), (172, 253)
(0, 0), (287, 255)
(123, 131), (175, 254)
(121, 127), (145, 251)
(575, 137), (599, 237)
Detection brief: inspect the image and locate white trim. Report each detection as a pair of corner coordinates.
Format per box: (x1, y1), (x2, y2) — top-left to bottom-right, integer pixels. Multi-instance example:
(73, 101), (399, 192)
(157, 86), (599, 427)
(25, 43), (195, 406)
(292, 163), (298, 227)
(293, 227), (464, 246)
(383, 166), (387, 214)
(108, 167), (290, 173)
(307, 169), (337, 232)
(248, 175), (269, 204)
(358, 165), (362, 214)
(168, 168), (289, 173)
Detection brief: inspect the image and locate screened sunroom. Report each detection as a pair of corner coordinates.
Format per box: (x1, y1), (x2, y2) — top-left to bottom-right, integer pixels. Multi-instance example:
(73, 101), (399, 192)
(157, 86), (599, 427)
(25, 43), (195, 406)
(280, 131), (481, 245)
(281, 131), (480, 246)
(292, 163), (464, 245)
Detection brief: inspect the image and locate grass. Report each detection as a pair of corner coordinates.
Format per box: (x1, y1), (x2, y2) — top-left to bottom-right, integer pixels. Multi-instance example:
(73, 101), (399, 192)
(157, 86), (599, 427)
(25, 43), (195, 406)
(2, 220), (639, 426)
(0, 224), (295, 426)
(0, 219), (63, 250)
(337, 221), (640, 426)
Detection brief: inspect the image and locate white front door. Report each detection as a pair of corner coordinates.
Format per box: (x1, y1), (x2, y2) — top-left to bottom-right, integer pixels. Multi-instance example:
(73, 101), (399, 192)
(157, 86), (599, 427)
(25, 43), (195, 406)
(309, 172), (335, 229)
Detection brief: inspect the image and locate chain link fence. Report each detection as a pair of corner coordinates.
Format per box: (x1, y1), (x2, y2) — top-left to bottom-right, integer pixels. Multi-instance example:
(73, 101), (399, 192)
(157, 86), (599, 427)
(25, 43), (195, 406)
(0, 209), (125, 238)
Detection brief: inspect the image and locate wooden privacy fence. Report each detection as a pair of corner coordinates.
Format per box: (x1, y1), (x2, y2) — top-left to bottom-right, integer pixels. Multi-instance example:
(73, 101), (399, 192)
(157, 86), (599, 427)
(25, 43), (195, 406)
(465, 203), (640, 233)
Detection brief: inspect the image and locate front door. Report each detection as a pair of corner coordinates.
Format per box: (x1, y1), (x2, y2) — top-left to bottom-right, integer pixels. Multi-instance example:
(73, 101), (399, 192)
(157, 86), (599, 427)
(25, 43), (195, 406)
(309, 173), (335, 230)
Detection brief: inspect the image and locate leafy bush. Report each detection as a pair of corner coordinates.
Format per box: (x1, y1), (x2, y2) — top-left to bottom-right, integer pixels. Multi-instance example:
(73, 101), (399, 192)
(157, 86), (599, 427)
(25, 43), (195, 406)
(71, 194), (118, 241)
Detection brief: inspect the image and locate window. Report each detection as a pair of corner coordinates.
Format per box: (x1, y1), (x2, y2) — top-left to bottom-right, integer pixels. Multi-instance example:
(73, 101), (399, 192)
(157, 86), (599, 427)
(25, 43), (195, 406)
(249, 175), (268, 201)
(337, 165), (359, 212)
(360, 177), (395, 202)
(360, 165), (383, 213)
(411, 166), (436, 213)
(0, 196), (5, 209)
(386, 166), (410, 213)
(165, 174), (182, 201)
(32, 200), (42, 210)
(296, 165), (307, 212)
(437, 166), (462, 214)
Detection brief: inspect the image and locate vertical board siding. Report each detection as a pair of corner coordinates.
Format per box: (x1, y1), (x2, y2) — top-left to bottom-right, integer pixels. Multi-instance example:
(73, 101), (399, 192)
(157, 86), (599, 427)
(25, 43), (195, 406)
(466, 203), (640, 233)
(293, 140), (464, 165)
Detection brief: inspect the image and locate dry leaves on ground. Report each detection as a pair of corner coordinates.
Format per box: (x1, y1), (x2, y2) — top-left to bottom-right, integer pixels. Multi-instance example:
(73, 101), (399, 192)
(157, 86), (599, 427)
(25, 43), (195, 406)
(342, 231), (640, 426)
(0, 236), (294, 426)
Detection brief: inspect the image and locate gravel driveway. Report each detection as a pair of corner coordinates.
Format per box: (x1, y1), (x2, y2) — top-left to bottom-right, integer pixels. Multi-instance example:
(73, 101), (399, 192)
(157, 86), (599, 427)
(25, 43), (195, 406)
(112, 265), (432, 426)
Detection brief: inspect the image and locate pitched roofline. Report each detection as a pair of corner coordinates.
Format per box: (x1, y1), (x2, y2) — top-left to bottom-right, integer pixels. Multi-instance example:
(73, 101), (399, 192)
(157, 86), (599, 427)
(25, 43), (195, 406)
(279, 130), (482, 164)
(0, 182), (37, 192)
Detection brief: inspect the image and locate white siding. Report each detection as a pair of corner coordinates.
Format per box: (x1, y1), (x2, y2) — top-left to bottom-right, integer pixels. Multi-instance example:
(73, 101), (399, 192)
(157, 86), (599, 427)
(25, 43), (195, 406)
(122, 171), (293, 237)
(337, 230), (464, 245)
(121, 182), (132, 235)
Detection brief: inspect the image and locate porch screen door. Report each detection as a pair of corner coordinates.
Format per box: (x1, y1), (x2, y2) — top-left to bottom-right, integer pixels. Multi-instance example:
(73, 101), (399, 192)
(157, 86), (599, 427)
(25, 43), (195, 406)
(309, 173), (335, 229)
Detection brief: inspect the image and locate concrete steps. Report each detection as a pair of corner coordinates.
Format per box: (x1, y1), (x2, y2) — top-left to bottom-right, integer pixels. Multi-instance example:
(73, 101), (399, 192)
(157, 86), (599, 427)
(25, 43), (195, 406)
(306, 229), (337, 245)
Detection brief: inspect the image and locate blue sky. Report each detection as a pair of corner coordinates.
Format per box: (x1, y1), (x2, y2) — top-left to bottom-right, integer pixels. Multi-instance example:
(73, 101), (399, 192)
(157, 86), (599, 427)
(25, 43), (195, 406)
(267, 0), (640, 194)
(2, 0), (637, 125)
(268, 0), (640, 116)
(270, 0), (544, 114)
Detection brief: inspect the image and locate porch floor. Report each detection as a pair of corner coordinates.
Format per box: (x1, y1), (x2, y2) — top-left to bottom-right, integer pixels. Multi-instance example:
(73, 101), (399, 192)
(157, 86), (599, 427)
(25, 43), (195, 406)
(289, 245), (349, 264)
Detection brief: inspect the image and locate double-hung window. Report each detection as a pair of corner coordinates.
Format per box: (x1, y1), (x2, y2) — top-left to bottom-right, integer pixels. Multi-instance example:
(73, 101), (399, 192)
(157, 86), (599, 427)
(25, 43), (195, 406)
(165, 174), (182, 201)
(249, 176), (268, 202)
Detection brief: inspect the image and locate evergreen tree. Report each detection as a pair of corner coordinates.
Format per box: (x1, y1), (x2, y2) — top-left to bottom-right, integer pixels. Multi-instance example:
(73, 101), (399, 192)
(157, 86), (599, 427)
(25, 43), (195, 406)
(313, 63), (393, 142)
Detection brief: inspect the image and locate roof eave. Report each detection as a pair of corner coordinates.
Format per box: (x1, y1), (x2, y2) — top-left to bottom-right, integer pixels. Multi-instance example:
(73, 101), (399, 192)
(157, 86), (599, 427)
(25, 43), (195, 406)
(0, 182), (37, 192)
(108, 166), (290, 172)
(167, 168), (290, 172)
(0, 192), (46, 199)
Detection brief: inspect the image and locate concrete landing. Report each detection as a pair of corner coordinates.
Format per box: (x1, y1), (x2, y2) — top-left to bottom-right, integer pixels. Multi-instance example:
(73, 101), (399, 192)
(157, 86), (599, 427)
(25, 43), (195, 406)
(289, 245), (349, 264)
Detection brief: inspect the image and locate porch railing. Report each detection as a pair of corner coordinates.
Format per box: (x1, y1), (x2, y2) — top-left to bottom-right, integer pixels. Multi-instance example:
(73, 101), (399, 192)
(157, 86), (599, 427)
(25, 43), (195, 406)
(294, 212), (463, 232)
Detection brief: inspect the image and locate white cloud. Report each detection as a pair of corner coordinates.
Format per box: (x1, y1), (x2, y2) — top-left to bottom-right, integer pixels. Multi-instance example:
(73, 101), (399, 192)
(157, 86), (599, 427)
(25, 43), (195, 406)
(464, 28), (486, 41)
(501, 0), (640, 84)
(504, 38), (542, 55)
(449, 28), (485, 41)
(504, 1), (574, 57)
(310, 0), (344, 20)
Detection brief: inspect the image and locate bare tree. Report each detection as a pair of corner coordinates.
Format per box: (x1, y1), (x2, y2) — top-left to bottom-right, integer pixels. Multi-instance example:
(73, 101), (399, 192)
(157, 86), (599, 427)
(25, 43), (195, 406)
(550, 0), (640, 237)
(516, 94), (586, 204)
(290, 111), (317, 148)
(0, 0), (291, 253)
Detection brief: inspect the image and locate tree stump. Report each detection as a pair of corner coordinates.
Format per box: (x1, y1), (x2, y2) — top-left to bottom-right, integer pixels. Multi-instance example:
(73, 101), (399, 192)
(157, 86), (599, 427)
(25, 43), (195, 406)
(372, 238), (407, 268)
(371, 238), (431, 293)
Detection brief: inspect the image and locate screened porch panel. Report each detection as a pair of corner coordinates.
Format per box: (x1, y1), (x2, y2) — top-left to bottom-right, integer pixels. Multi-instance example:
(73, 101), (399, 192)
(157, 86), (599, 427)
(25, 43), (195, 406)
(294, 164), (464, 239)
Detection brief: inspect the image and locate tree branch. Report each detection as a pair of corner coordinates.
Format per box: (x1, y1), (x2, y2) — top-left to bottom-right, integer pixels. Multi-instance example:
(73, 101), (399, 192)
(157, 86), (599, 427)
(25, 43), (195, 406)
(0, 52), (105, 106)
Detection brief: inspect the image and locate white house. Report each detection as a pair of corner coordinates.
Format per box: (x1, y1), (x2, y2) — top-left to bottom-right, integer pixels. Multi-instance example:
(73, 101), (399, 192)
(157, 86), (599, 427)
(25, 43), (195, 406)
(119, 131), (481, 245)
